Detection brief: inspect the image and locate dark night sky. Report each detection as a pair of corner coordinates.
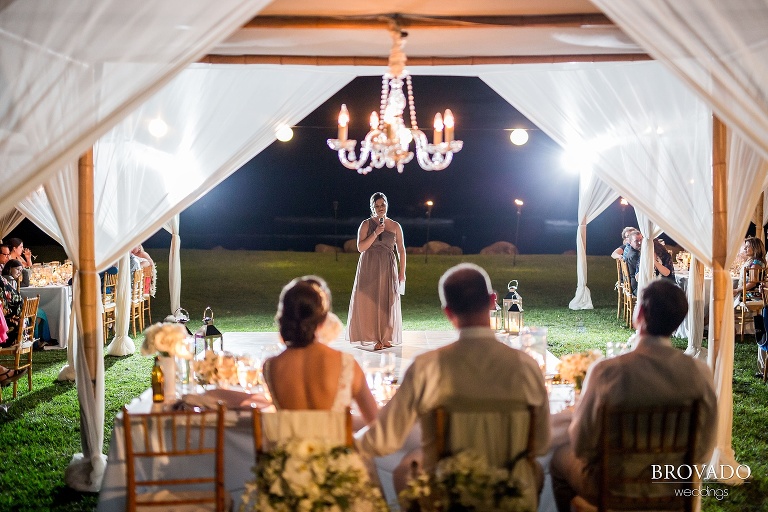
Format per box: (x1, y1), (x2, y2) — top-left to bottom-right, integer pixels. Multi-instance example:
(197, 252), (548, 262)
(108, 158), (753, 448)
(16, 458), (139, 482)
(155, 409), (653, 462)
(13, 76), (634, 255)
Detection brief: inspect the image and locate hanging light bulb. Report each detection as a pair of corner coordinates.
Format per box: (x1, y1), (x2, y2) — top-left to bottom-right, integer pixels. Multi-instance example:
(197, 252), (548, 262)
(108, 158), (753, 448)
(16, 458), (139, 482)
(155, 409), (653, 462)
(275, 125), (293, 142)
(148, 117), (168, 138)
(509, 129), (529, 146)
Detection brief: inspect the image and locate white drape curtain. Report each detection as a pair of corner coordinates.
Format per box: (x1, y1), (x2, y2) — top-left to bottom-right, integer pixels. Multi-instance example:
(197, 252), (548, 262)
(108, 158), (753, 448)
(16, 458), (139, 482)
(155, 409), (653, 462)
(106, 254), (133, 357)
(0, 209), (25, 240)
(0, 0), (269, 219)
(164, 215), (182, 315)
(634, 211), (663, 294)
(592, 0), (768, 166)
(15, 64), (356, 491)
(568, 172), (618, 309)
(684, 257), (706, 360)
(480, 62), (714, 265)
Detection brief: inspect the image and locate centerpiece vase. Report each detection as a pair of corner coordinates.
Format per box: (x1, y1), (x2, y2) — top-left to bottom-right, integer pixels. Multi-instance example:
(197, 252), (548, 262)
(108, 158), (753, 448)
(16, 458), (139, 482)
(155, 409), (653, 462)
(158, 354), (177, 401)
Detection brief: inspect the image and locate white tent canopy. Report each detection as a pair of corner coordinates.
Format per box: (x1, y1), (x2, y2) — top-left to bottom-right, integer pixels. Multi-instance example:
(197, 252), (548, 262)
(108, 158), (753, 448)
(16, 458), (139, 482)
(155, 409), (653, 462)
(6, 0), (768, 496)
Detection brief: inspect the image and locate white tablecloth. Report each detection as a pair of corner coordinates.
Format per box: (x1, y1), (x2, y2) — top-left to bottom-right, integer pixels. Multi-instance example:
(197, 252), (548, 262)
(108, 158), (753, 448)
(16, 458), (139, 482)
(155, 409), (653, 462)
(674, 272), (743, 339)
(97, 385), (573, 512)
(20, 285), (72, 348)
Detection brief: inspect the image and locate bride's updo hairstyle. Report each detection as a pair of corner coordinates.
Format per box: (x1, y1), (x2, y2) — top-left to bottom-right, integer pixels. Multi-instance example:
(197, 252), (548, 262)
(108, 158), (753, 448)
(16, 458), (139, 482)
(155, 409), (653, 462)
(276, 275), (331, 347)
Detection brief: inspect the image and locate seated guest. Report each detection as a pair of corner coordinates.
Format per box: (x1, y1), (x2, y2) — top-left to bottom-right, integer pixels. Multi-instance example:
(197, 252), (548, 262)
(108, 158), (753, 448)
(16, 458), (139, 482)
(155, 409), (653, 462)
(622, 231), (642, 295)
(610, 227), (638, 260)
(263, 276), (378, 425)
(131, 244), (154, 268)
(733, 236), (765, 302)
(5, 238), (31, 287)
(0, 259), (55, 349)
(0, 260), (24, 346)
(653, 238), (675, 281)
(0, 244), (10, 272)
(355, 263), (550, 510)
(550, 279), (717, 511)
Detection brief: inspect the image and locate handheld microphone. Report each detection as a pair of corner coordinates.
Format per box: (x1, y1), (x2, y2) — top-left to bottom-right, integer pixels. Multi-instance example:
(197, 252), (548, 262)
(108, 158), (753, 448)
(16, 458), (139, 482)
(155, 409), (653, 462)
(378, 217), (384, 241)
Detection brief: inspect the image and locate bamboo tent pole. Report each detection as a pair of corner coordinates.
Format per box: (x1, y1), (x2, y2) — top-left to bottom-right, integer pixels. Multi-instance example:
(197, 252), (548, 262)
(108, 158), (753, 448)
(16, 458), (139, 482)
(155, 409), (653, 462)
(78, 150), (98, 380)
(710, 116), (727, 369)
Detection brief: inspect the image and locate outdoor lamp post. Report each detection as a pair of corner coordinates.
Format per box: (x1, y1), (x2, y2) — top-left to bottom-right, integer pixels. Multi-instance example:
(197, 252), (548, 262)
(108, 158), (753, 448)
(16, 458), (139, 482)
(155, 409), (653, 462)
(513, 198), (524, 266)
(424, 200), (434, 263)
(195, 306), (223, 352)
(503, 280), (524, 335)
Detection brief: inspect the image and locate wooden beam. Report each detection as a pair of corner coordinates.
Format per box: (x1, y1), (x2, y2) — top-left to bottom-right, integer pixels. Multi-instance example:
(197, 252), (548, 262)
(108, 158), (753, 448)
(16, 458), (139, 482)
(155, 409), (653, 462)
(242, 14), (614, 30)
(200, 53), (651, 66)
(754, 192), (764, 244)
(78, 150), (98, 381)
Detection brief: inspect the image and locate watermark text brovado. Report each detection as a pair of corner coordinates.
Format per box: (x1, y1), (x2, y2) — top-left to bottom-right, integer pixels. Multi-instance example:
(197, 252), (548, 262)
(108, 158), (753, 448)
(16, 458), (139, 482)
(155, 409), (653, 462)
(651, 464), (751, 501)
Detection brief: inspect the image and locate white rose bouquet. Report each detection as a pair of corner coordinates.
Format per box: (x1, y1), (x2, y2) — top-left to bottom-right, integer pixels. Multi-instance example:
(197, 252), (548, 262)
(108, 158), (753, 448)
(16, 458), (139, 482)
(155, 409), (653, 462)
(140, 322), (192, 359)
(239, 438), (387, 512)
(557, 349), (603, 389)
(399, 450), (529, 511)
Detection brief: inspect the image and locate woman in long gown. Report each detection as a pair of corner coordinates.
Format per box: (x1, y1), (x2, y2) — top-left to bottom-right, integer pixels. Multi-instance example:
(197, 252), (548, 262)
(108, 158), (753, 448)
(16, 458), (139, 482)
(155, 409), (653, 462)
(347, 192), (406, 350)
(263, 276), (378, 425)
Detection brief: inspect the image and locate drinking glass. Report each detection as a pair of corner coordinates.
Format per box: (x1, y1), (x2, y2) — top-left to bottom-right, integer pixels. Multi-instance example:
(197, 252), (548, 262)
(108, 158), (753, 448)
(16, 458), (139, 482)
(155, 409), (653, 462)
(237, 356), (261, 393)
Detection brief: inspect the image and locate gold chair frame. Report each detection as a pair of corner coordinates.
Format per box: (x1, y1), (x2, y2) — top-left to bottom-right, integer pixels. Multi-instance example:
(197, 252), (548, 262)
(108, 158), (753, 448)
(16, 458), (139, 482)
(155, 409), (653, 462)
(129, 270), (145, 336)
(735, 265), (766, 341)
(101, 272), (118, 344)
(0, 295), (39, 401)
(122, 403), (227, 512)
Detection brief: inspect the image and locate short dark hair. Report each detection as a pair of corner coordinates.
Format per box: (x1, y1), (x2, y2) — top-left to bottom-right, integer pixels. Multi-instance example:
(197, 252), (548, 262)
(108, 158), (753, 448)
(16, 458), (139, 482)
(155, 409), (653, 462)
(637, 279), (688, 336)
(275, 275), (331, 347)
(438, 263), (492, 315)
(1, 258), (22, 276)
(0, 244), (9, 254)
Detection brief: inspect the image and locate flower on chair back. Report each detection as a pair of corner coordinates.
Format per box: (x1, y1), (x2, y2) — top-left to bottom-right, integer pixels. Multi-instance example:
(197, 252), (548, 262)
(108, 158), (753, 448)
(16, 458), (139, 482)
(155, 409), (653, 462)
(140, 322), (191, 358)
(239, 438), (387, 512)
(399, 450), (529, 512)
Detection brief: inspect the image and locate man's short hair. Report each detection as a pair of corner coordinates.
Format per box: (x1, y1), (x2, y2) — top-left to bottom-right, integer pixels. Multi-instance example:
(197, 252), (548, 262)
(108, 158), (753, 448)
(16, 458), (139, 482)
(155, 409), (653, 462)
(637, 279), (688, 336)
(438, 263), (492, 315)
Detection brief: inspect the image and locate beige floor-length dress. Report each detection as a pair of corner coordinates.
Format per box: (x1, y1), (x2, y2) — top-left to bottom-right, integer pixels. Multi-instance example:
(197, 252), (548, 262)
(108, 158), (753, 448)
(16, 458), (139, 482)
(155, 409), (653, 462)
(347, 218), (402, 346)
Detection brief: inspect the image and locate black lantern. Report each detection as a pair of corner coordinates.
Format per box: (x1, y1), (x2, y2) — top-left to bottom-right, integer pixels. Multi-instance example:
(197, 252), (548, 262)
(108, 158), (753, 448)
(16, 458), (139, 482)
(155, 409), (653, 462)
(503, 280), (524, 335)
(195, 306), (223, 352)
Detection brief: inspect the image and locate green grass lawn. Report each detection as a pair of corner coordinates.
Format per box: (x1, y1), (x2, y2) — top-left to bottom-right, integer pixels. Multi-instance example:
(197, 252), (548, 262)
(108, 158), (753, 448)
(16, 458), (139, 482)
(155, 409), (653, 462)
(0, 249), (766, 510)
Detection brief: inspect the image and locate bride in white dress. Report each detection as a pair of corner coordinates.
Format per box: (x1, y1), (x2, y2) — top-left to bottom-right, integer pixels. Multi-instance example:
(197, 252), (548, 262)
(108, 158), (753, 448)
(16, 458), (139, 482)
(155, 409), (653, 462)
(263, 276), (378, 425)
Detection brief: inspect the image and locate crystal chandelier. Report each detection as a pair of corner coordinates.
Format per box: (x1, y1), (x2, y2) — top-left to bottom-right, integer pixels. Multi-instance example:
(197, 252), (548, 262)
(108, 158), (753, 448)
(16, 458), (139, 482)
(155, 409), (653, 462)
(327, 25), (462, 174)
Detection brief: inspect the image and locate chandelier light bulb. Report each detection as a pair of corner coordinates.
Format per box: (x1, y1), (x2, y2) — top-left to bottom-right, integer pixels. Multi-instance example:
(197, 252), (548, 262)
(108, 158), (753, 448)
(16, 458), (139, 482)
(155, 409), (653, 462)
(148, 117), (168, 138)
(433, 113), (444, 145)
(509, 129), (529, 146)
(275, 125), (293, 142)
(369, 111), (379, 130)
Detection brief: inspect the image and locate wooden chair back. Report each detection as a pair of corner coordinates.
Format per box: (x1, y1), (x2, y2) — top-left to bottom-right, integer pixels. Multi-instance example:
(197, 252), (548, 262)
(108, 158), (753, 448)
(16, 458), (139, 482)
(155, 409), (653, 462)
(594, 401), (700, 512)
(619, 260), (636, 327)
(141, 265), (153, 325)
(615, 259), (625, 319)
(129, 271), (145, 335)
(736, 265), (766, 340)
(251, 406), (353, 458)
(0, 295), (38, 400)
(433, 400), (536, 467)
(101, 272), (118, 343)
(122, 403), (227, 512)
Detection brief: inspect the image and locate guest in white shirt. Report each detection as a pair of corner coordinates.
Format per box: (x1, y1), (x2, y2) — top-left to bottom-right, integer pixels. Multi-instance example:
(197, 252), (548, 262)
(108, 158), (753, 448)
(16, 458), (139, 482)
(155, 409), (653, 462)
(550, 279), (717, 511)
(355, 263), (550, 508)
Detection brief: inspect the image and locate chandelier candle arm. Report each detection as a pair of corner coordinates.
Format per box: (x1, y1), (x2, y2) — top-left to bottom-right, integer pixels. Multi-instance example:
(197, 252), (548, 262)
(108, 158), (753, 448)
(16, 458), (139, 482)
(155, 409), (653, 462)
(326, 23), (462, 174)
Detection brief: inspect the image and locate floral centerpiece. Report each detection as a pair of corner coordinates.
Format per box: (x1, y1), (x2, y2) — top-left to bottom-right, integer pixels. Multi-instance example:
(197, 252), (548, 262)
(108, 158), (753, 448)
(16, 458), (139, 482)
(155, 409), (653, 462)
(557, 349), (603, 390)
(399, 450), (530, 512)
(239, 438), (387, 512)
(140, 322), (192, 358)
(191, 350), (239, 387)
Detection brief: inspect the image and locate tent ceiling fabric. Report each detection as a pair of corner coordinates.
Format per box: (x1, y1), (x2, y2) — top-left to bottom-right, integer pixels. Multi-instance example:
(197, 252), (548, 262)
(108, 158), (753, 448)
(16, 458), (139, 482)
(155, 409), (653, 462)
(211, 0), (645, 59)
(0, 0), (270, 220)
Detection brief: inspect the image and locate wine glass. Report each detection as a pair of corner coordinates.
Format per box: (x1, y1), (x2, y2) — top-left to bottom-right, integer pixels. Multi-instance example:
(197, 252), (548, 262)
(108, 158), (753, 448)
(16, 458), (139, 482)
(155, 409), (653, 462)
(237, 355), (261, 393)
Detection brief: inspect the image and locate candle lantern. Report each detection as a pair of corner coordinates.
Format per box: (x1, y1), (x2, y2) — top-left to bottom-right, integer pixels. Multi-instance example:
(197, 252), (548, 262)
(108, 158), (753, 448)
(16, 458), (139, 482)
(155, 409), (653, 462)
(503, 280), (524, 335)
(195, 306), (223, 353)
(489, 300), (503, 332)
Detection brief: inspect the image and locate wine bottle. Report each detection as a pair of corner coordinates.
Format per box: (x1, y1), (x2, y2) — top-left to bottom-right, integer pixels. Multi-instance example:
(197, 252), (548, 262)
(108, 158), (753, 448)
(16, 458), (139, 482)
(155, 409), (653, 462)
(151, 356), (164, 403)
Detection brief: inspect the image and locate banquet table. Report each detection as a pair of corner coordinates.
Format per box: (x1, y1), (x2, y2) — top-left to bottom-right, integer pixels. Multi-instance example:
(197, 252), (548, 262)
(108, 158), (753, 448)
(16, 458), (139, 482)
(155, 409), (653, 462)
(20, 285), (72, 348)
(674, 271), (741, 339)
(96, 384), (573, 512)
